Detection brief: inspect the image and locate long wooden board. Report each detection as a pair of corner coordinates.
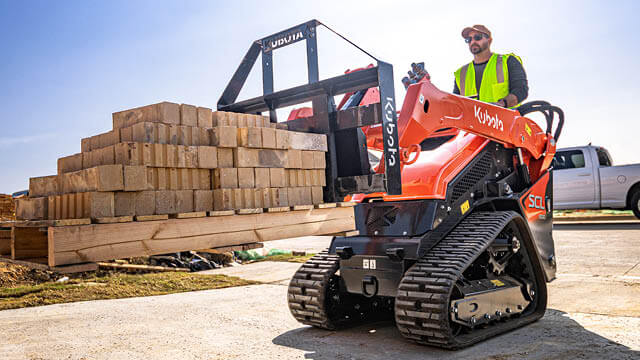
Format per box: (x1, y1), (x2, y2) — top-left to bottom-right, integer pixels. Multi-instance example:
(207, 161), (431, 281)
(0, 229), (10, 256)
(48, 207), (355, 266)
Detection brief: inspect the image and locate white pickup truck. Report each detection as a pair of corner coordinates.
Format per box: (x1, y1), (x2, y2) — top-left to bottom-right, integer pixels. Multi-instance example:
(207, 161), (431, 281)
(552, 145), (640, 218)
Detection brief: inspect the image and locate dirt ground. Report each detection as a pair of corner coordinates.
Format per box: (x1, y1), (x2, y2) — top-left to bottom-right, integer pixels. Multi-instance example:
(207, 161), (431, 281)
(0, 262), (55, 288)
(0, 222), (639, 359)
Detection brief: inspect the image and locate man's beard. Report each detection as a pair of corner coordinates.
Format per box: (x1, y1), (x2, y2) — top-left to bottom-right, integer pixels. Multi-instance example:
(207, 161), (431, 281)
(470, 42), (488, 54)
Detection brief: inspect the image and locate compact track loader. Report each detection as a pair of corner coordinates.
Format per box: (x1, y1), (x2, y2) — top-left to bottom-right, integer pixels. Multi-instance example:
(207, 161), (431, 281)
(218, 20), (564, 349)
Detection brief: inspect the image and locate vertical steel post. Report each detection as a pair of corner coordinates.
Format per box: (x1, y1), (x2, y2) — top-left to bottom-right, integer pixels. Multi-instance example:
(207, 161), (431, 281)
(377, 61), (402, 195)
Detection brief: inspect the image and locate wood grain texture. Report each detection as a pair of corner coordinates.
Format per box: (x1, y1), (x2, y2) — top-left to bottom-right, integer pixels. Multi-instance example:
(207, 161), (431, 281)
(48, 207), (354, 266)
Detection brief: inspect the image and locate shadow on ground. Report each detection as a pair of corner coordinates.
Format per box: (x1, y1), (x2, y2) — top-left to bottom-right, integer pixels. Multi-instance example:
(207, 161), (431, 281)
(273, 309), (638, 360)
(553, 222), (640, 231)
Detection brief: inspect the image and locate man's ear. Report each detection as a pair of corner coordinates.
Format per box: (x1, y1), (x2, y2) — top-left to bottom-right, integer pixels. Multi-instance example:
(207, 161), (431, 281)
(488, 37), (493, 47)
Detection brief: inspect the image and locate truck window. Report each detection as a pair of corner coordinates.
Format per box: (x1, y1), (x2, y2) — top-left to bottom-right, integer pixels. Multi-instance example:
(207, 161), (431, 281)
(552, 150), (586, 170)
(595, 148), (612, 167)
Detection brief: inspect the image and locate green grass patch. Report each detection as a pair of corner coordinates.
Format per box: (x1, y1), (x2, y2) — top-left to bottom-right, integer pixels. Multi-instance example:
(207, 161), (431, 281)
(235, 249), (314, 263)
(254, 253), (315, 263)
(553, 209), (633, 216)
(0, 272), (255, 311)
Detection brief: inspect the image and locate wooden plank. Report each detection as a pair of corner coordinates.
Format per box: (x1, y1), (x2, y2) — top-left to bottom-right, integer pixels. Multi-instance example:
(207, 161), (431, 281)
(112, 102), (180, 129)
(57, 153), (84, 174)
(261, 127), (277, 149)
(11, 218), (91, 227)
(237, 127), (262, 148)
(12, 227), (48, 260)
(234, 148), (287, 168)
(214, 168), (238, 189)
(172, 212), (207, 219)
(179, 104), (198, 127)
(0, 229), (10, 256)
(194, 190), (214, 212)
(97, 262), (189, 272)
(134, 214), (169, 222)
(315, 203), (337, 209)
(337, 202), (357, 207)
(59, 165), (123, 194)
(93, 216), (134, 224)
(208, 210), (235, 217)
(123, 165), (148, 191)
(265, 207), (290, 213)
(48, 207), (355, 266)
(29, 175), (60, 197)
(327, 230), (360, 237)
(197, 107), (213, 128)
(211, 126), (238, 147)
(236, 208), (263, 215)
(292, 205), (314, 211)
(51, 217), (353, 267)
(52, 262), (99, 274)
(288, 131), (328, 151)
(198, 242), (263, 253)
(15, 197), (48, 220)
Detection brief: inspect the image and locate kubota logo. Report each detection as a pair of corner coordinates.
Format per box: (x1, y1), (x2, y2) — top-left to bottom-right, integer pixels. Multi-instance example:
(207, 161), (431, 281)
(474, 105), (504, 132)
(384, 97), (398, 166)
(265, 30), (304, 51)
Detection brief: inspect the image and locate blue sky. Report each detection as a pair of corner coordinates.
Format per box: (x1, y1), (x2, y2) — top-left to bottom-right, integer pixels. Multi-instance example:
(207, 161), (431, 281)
(1, 0), (639, 194)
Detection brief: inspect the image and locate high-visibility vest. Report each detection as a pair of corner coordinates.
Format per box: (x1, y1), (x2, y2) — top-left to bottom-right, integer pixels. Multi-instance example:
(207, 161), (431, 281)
(454, 53), (523, 107)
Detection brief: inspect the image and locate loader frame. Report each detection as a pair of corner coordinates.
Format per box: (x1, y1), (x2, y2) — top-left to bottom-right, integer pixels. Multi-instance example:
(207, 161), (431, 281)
(217, 19), (402, 202)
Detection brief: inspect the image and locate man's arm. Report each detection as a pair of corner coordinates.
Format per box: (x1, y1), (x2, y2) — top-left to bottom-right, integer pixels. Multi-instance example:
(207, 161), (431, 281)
(500, 56), (528, 107)
(453, 80), (460, 95)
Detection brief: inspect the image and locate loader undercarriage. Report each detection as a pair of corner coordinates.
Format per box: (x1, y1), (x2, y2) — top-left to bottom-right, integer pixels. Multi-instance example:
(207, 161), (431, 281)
(288, 211), (546, 349)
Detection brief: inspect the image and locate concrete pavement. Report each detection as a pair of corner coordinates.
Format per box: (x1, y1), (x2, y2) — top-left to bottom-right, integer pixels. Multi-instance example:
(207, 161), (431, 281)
(1, 222), (639, 359)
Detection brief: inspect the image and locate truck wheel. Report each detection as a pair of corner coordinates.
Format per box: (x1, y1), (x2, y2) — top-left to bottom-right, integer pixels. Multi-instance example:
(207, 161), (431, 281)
(632, 191), (640, 219)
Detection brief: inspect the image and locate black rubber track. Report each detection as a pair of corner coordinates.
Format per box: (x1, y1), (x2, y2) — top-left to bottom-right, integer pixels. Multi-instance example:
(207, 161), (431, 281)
(287, 252), (341, 329)
(394, 211), (546, 349)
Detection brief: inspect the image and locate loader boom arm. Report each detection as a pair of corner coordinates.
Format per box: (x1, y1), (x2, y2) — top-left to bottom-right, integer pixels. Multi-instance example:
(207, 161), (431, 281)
(397, 79), (555, 164)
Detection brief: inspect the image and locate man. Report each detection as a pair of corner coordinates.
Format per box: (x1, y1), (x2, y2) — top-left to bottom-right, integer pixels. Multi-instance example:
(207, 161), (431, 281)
(454, 25), (528, 108)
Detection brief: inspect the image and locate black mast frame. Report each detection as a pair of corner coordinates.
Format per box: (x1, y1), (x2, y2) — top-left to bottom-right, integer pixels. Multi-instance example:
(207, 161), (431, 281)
(217, 19), (401, 201)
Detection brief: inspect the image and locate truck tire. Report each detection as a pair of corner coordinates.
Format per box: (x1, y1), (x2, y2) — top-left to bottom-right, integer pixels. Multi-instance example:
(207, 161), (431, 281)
(632, 191), (640, 219)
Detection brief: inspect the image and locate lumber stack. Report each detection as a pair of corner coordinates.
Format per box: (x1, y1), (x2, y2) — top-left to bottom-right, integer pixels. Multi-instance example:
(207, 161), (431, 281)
(15, 102), (328, 221)
(0, 194), (15, 221)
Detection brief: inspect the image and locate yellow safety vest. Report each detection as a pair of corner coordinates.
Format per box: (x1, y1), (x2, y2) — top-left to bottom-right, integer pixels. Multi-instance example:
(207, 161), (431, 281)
(454, 53), (523, 108)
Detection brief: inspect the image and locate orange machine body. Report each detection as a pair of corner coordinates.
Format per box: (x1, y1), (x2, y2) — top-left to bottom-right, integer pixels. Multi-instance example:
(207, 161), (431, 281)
(288, 72), (557, 205)
(353, 78), (556, 203)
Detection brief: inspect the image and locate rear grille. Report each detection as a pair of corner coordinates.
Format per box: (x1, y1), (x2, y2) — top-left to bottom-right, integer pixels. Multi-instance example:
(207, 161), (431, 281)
(366, 206), (398, 227)
(450, 152), (493, 201)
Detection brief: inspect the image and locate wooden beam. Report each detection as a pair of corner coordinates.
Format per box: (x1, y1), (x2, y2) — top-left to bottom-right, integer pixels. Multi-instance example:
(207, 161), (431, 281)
(11, 218), (91, 227)
(12, 227), (48, 260)
(197, 242), (263, 253)
(52, 262), (99, 274)
(97, 262), (189, 272)
(48, 207), (354, 266)
(0, 229), (10, 256)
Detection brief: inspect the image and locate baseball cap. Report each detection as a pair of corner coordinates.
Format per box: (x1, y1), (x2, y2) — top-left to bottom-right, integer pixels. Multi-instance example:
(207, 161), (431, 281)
(462, 25), (491, 39)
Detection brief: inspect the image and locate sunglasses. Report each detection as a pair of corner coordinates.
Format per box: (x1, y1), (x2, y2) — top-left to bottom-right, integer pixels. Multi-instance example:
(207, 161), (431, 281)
(465, 34), (487, 43)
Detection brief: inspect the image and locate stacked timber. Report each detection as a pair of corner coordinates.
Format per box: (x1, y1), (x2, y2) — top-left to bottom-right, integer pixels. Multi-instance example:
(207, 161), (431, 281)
(0, 194), (15, 221)
(15, 102), (328, 221)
